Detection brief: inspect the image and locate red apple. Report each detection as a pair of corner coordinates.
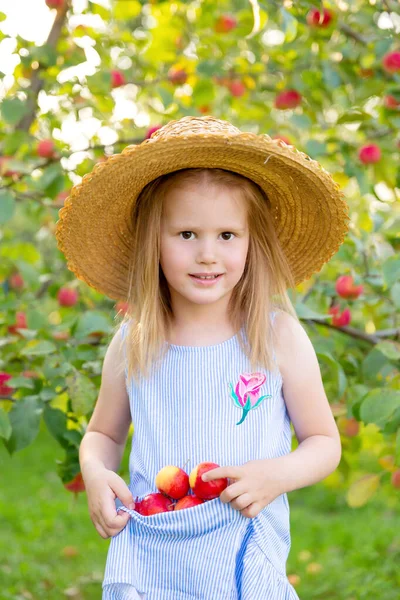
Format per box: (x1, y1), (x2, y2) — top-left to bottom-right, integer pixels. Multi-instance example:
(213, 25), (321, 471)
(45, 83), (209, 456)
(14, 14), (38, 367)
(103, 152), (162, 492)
(37, 139), (56, 159)
(145, 125), (162, 140)
(111, 70), (126, 88)
(0, 156), (19, 178)
(359, 68), (374, 78)
(378, 455), (395, 471)
(52, 331), (70, 341)
(22, 370), (40, 379)
(228, 80), (246, 97)
(46, 0), (64, 8)
(8, 311), (28, 335)
(390, 469), (400, 489)
(115, 301), (129, 315)
(9, 273), (24, 290)
(335, 275), (363, 299)
(0, 372), (14, 396)
(140, 492), (174, 515)
(215, 14), (237, 33)
(274, 90), (302, 110)
(358, 144), (381, 164)
(54, 190), (70, 207)
(272, 134), (292, 145)
(57, 287), (78, 307)
(382, 51), (400, 74)
(383, 95), (400, 110)
(198, 105), (211, 114)
(155, 465), (190, 500)
(64, 472), (85, 496)
(189, 462), (228, 500)
(306, 8), (334, 27)
(168, 68), (188, 85)
(328, 305), (351, 327)
(174, 495), (204, 511)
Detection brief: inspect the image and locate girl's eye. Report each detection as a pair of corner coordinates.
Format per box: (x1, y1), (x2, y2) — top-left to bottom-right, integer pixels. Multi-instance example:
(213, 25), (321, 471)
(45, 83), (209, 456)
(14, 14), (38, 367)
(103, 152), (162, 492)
(179, 232), (235, 241)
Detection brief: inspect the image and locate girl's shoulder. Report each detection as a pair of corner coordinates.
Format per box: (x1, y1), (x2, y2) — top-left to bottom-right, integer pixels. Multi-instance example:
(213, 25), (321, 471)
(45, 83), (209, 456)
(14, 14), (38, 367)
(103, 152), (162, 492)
(272, 310), (314, 375)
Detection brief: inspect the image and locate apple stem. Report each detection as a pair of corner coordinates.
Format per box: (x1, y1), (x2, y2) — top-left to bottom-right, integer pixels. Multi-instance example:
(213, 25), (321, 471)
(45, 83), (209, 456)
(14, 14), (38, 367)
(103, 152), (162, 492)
(182, 458), (191, 471)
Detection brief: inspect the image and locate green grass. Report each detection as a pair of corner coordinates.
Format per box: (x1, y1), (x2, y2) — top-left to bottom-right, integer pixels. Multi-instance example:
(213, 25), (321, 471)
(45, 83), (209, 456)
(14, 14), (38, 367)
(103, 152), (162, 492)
(1, 423), (399, 599)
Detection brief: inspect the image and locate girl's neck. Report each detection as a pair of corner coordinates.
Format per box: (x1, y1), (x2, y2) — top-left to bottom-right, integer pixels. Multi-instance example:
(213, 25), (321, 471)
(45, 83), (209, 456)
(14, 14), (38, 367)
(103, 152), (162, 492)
(166, 321), (239, 347)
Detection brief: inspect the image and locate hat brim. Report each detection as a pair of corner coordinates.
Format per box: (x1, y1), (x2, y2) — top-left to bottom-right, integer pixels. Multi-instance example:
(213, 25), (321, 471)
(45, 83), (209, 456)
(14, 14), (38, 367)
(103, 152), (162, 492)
(55, 132), (350, 300)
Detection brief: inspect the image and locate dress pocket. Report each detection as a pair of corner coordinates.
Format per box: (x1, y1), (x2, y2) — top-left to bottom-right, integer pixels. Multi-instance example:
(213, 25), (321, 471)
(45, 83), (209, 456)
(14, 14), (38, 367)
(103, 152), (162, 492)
(109, 497), (249, 599)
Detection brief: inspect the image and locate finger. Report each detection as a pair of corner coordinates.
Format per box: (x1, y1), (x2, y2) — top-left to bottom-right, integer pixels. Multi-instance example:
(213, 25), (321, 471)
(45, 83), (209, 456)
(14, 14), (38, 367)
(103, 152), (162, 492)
(230, 493), (253, 511)
(240, 502), (260, 519)
(219, 481), (244, 503)
(108, 475), (136, 509)
(202, 466), (241, 482)
(103, 507), (131, 532)
(94, 522), (110, 539)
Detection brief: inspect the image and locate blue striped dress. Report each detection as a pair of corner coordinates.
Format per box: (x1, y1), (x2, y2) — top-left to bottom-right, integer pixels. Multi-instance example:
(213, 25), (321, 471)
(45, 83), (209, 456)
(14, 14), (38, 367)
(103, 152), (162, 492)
(102, 314), (300, 599)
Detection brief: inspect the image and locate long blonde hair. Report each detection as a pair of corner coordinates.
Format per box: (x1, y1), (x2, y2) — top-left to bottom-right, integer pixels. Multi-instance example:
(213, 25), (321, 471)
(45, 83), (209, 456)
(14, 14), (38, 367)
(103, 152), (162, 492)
(116, 168), (298, 384)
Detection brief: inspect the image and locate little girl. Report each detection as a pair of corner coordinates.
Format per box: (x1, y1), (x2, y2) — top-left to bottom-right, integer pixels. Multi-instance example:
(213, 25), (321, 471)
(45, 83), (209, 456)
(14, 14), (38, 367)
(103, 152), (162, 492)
(55, 115), (350, 599)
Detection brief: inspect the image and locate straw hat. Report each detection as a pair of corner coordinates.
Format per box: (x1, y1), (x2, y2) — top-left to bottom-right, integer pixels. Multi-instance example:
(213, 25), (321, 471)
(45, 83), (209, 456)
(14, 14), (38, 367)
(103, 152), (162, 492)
(55, 115), (350, 300)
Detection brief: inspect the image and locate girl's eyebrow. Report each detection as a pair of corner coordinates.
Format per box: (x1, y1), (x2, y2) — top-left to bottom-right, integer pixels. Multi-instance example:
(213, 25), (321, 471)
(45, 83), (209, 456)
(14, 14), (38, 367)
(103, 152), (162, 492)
(170, 225), (246, 232)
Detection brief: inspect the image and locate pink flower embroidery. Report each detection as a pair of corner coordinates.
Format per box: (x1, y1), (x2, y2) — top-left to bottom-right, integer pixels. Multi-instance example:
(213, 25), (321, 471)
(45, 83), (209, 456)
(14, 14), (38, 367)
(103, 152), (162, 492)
(229, 372), (272, 425)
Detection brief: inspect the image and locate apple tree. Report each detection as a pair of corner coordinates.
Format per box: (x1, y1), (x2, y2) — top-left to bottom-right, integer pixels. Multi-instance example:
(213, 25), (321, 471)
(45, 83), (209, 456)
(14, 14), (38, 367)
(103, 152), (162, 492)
(0, 0), (399, 506)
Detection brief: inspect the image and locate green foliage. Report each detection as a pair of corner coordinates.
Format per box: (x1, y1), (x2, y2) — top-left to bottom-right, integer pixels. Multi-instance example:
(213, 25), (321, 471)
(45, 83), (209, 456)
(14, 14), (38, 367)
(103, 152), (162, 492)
(0, 0), (399, 508)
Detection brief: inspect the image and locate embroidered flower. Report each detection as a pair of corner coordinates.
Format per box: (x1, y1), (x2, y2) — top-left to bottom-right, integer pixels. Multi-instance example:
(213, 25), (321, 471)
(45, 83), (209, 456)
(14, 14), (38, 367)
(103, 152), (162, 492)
(229, 372), (272, 425)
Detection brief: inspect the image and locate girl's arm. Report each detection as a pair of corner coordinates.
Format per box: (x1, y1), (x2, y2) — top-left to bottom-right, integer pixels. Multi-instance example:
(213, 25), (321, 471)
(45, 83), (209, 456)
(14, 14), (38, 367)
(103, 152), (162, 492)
(79, 327), (132, 479)
(272, 311), (342, 492)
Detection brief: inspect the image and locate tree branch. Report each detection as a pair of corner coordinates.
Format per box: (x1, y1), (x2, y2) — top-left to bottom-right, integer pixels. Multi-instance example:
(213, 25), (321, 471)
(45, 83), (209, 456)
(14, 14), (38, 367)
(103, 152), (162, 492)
(303, 318), (400, 345)
(15, 0), (71, 132)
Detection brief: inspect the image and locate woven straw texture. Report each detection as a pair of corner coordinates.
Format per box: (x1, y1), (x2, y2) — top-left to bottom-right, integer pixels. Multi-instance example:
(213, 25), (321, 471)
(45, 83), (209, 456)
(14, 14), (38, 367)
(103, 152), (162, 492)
(55, 115), (350, 300)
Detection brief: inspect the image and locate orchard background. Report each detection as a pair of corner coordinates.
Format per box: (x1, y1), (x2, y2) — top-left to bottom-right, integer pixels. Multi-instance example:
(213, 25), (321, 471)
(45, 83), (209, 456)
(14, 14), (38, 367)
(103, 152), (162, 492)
(1, 0), (400, 597)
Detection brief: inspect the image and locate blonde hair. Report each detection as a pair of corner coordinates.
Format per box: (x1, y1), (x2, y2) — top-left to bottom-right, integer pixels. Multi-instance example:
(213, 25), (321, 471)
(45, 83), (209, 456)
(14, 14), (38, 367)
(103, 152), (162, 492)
(115, 168), (299, 384)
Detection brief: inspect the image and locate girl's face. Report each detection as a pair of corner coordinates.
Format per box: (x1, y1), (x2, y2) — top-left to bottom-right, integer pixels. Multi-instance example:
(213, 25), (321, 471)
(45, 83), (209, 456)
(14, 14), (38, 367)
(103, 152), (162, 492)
(160, 182), (250, 316)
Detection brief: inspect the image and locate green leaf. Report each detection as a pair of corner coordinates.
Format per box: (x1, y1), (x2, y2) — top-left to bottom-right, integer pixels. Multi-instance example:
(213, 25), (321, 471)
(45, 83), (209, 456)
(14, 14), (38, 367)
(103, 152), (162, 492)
(346, 474), (380, 508)
(390, 282), (400, 309)
(375, 341), (400, 362)
(280, 7), (298, 42)
(113, 0), (141, 19)
(0, 97), (29, 125)
(360, 389), (400, 428)
(66, 369), (98, 417)
(289, 114), (313, 129)
(396, 429), (400, 465)
(317, 352), (347, 400)
(74, 311), (112, 339)
(322, 62), (341, 89)
(6, 376), (36, 389)
(5, 397), (43, 454)
(21, 340), (57, 357)
(0, 242), (41, 264)
(362, 348), (392, 383)
(382, 255), (400, 288)
(36, 164), (63, 192)
(295, 303), (331, 320)
(192, 79), (216, 105)
(43, 405), (70, 449)
(0, 407), (12, 441)
(0, 189), (16, 224)
(304, 140), (327, 158)
(337, 110), (370, 124)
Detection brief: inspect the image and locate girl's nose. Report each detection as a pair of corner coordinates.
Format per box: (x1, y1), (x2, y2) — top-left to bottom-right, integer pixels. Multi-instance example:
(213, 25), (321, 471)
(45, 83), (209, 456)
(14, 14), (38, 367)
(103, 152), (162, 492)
(196, 240), (218, 261)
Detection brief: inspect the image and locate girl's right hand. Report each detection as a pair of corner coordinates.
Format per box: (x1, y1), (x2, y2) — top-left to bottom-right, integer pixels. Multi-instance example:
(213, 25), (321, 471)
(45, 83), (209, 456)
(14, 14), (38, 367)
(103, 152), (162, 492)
(84, 467), (136, 539)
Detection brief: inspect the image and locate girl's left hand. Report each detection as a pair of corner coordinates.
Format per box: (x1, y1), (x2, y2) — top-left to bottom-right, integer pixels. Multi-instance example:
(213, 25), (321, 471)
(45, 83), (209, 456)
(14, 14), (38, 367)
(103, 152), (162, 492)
(202, 458), (285, 519)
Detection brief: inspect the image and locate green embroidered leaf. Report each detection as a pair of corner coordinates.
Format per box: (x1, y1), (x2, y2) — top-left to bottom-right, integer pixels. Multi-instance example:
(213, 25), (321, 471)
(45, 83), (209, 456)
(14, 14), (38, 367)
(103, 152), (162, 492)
(252, 394), (272, 410)
(244, 397), (252, 411)
(229, 382), (242, 408)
